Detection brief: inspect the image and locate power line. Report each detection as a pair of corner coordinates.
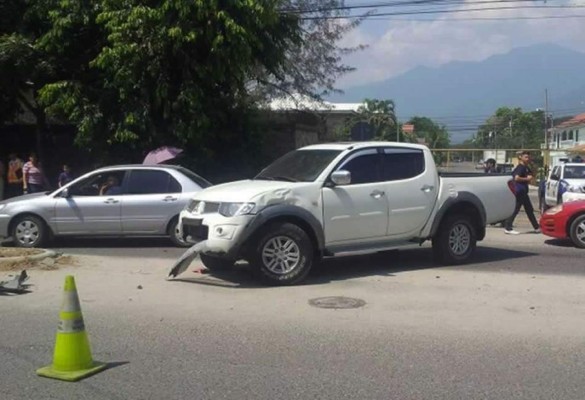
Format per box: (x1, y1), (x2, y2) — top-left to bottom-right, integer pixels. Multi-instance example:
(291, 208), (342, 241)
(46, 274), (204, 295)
(283, 0), (560, 13)
(299, 5), (585, 19)
(367, 14), (585, 21)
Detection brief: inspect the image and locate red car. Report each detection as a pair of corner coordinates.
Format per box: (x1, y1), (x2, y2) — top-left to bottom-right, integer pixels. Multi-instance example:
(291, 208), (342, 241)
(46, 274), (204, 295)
(540, 200), (585, 248)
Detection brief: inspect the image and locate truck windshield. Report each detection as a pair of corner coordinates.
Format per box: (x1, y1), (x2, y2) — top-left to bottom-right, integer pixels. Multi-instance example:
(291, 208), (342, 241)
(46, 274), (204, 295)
(255, 150), (342, 182)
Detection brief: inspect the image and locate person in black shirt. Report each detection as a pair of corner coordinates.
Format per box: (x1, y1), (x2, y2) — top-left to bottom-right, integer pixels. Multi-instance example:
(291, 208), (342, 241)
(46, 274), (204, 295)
(504, 151), (540, 235)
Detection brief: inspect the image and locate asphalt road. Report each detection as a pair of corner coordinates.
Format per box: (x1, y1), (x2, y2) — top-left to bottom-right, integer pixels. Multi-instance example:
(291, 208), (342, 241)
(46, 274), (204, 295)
(2, 227), (585, 400)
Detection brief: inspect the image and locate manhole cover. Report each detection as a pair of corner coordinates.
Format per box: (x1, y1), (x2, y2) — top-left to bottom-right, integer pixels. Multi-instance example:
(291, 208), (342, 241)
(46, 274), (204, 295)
(308, 296), (366, 309)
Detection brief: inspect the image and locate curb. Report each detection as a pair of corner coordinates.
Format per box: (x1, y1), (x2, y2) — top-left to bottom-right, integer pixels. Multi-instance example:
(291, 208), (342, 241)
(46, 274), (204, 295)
(0, 249), (58, 264)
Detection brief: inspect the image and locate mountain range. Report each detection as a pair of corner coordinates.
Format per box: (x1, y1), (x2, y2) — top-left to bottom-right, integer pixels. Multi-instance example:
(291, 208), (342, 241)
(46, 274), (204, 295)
(329, 44), (585, 143)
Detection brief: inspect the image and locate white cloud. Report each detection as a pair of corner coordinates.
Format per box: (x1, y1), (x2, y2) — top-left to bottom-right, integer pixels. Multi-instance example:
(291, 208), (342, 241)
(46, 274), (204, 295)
(336, 0), (585, 88)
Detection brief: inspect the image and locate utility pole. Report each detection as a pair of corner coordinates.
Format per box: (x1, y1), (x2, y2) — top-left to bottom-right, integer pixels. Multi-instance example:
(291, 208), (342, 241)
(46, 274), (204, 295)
(395, 109), (400, 142)
(544, 88), (550, 171)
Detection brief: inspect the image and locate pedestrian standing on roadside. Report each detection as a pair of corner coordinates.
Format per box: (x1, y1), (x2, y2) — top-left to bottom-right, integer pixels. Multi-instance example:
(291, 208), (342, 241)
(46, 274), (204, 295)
(484, 158), (497, 174)
(6, 153), (23, 198)
(22, 153), (49, 194)
(504, 151), (540, 235)
(58, 164), (73, 187)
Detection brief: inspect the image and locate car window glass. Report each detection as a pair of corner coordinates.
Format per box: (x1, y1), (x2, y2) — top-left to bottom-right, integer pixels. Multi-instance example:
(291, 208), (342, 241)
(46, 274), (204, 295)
(68, 171), (125, 196)
(339, 153), (381, 184)
(564, 166), (585, 179)
(127, 170), (172, 195)
(168, 175), (182, 193)
(382, 149), (425, 181)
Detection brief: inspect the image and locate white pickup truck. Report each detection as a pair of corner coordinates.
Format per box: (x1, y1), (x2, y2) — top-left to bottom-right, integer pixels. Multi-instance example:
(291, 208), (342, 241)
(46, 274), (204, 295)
(178, 142), (515, 285)
(539, 163), (585, 212)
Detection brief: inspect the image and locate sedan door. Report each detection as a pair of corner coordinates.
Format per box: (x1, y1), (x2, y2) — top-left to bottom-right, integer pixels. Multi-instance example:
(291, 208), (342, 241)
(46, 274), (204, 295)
(322, 149), (388, 244)
(121, 169), (184, 234)
(54, 171), (125, 234)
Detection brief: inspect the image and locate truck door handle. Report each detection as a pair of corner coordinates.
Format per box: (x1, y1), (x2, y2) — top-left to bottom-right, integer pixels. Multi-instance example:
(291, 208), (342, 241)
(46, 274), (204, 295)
(103, 198), (119, 204)
(421, 185), (434, 192)
(370, 190), (385, 199)
(163, 196), (178, 202)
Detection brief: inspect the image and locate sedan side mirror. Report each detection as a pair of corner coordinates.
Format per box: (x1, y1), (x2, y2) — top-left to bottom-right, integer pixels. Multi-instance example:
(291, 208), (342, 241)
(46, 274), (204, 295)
(331, 170), (351, 186)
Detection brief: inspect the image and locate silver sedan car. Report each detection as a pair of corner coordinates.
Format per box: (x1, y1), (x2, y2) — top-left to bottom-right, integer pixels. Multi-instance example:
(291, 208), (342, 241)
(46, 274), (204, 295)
(0, 164), (211, 248)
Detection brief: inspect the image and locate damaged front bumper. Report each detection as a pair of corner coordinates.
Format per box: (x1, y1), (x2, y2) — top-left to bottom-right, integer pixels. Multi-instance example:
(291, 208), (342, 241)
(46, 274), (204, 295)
(179, 211), (255, 259)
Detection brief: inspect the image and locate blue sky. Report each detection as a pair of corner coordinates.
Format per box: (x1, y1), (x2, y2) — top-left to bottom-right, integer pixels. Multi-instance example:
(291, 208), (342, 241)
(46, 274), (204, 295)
(336, 0), (585, 89)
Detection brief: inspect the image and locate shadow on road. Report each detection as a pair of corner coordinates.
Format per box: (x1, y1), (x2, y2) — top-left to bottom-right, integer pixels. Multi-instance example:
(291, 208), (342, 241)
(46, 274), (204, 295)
(51, 237), (176, 249)
(544, 238), (576, 248)
(170, 246), (537, 289)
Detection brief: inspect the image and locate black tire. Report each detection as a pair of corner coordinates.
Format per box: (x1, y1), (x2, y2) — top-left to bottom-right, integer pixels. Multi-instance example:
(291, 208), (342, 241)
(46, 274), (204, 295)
(168, 217), (190, 247)
(432, 214), (477, 265)
(569, 214), (585, 249)
(11, 215), (48, 248)
(200, 254), (235, 270)
(249, 222), (314, 286)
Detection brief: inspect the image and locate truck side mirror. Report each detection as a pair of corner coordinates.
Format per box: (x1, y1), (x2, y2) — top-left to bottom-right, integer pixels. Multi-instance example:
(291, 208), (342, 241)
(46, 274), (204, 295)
(331, 170), (351, 186)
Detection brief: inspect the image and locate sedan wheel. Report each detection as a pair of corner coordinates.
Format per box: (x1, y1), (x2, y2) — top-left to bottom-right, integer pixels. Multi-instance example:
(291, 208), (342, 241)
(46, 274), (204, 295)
(12, 215), (47, 248)
(168, 217), (190, 247)
(569, 214), (585, 249)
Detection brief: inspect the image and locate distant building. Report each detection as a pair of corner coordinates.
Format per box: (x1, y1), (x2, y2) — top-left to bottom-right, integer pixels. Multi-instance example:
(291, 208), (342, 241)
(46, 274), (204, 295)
(545, 112), (585, 165)
(260, 96), (366, 156)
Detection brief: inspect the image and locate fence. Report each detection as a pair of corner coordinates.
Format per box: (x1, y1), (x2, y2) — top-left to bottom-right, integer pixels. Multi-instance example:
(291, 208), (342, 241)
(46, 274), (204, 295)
(430, 148), (552, 181)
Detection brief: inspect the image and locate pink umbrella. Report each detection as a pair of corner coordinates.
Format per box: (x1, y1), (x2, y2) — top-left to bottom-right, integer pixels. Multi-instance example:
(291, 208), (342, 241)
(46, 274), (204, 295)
(143, 146), (183, 165)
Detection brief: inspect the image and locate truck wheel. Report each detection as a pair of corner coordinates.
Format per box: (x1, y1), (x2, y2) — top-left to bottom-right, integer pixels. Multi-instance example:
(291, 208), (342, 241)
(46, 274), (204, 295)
(432, 215), (477, 265)
(569, 214), (585, 249)
(200, 254), (235, 270)
(250, 222), (314, 286)
(11, 215), (48, 248)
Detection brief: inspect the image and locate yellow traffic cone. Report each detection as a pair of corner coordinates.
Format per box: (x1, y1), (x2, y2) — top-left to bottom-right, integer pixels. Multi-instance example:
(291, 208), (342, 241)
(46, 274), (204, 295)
(37, 275), (106, 381)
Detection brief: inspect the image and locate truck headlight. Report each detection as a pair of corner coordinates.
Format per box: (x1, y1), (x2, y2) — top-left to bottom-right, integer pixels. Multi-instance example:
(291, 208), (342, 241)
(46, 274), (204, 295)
(218, 202), (255, 217)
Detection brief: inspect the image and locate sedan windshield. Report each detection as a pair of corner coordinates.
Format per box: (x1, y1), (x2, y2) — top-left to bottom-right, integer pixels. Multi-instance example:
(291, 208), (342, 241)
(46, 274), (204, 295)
(255, 150), (342, 182)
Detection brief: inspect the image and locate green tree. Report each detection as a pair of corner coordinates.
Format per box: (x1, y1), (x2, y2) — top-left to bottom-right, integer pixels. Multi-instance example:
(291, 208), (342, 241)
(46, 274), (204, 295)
(476, 107), (544, 150)
(0, 0), (54, 157)
(339, 98), (397, 140)
(37, 0), (299, 150)
(407, 116), (450, 164)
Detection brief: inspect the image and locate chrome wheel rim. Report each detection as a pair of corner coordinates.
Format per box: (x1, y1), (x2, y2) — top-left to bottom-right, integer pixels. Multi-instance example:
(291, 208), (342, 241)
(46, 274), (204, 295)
(576, 219), (585, 244)
(449, 223), (471, 256)
(15, 220), (40, 246)
(261, 236), (301, 274)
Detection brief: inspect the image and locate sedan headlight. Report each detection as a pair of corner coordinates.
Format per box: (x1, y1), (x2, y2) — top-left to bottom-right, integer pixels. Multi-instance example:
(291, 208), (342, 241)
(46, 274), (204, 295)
(218, 202), (256, 217)
(545, 205), (563, 215)
(0, 204), (5, 212)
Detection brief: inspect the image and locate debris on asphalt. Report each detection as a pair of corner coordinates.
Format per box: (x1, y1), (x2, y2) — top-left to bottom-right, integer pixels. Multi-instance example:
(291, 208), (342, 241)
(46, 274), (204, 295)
(137, 285), (143, 290)
(168, 242), (207, 278)
(0, 270), (30, 294)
